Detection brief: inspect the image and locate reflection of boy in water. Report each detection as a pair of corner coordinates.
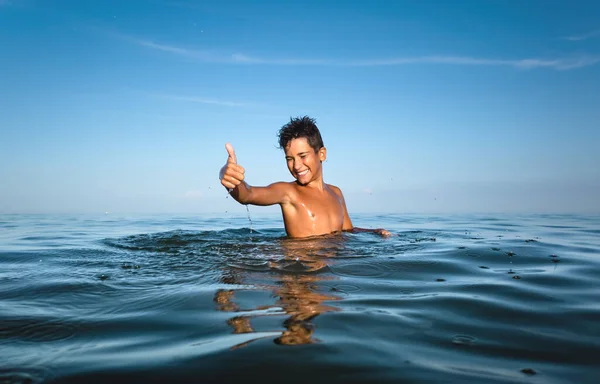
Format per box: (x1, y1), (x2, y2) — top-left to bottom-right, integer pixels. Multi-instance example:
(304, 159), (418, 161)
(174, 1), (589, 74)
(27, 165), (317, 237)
(219, 116), (390, 238)
(273, 273), (339, 345)
(214, 236), (345, 346)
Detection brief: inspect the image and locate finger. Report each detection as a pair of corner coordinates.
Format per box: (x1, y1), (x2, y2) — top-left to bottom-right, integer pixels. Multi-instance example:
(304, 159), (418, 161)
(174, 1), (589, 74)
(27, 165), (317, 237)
(225, 170), (244, 181)
(221, 179), (236, 189)
(222, 175), (241, 188)
(227, 164), (245, 174)
(225, 143), (237, 164)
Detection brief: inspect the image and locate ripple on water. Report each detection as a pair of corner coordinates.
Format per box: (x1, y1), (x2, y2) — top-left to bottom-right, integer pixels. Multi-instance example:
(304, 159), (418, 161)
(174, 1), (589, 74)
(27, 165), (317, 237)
(451, 334), (477, 346)
(270, 259), (330, 273)
(0, 318), (79, 343)
(330, 261), (390, 278)
(329, 284), (362, 293)
(0, 367), (53, 384)
(226, 258), (271, 272)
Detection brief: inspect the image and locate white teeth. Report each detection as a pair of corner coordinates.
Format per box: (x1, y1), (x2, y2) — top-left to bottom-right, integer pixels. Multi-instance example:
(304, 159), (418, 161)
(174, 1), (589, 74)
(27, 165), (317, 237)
(297, 170), (308, 176)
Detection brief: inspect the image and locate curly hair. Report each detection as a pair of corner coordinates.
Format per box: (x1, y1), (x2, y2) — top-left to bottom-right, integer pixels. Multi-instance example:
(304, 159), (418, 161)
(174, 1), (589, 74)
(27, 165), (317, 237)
(277, 116), (324, 153)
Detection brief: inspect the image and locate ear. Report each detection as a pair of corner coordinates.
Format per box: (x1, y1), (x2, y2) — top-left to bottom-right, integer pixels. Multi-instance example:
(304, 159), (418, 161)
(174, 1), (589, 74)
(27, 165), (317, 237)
(319, 147), (327, 162)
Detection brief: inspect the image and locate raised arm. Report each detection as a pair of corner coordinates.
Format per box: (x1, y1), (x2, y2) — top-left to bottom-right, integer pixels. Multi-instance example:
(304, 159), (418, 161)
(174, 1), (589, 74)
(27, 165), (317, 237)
(219, 143), (291, 206)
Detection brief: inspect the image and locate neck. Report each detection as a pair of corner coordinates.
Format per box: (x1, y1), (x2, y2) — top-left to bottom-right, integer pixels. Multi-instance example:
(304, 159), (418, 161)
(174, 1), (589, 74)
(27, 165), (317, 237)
(299, 174), (325, 190)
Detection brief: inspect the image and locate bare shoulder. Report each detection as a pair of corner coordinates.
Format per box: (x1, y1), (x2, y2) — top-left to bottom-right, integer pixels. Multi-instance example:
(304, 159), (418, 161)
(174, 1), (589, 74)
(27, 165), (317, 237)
(326, 184), (344, 198)
(269, 181), (297, 199)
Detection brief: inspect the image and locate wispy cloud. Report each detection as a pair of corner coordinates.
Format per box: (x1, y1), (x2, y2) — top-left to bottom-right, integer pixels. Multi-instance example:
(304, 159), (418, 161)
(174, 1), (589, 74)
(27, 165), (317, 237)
(563, 30), (600, 41)
(148, 92), (247, 107)
(135, 39), (220, 62)
(121, 35), (600, 70)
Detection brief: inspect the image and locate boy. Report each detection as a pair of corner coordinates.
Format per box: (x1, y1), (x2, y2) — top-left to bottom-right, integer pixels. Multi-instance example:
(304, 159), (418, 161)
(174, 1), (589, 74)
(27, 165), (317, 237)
(219, 116), (390, 238)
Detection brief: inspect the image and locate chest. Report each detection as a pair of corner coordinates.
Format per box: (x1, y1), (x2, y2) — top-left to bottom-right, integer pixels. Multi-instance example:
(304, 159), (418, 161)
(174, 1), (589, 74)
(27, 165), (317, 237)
(294, 189), (343, 220)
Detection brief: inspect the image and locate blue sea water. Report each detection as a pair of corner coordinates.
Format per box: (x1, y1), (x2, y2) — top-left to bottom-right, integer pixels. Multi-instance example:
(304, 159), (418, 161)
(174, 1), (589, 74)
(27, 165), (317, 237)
(1, 213), (599, 383)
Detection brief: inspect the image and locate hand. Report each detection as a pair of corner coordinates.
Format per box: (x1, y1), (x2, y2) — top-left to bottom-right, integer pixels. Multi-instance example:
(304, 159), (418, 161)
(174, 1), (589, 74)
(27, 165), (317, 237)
(219, 143), (245, 190)
(375, 228), (391, 237)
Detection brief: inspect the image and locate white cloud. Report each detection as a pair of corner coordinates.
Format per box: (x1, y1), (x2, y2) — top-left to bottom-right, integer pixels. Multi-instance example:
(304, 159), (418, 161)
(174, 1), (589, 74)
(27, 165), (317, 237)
(563, 30), (600, 41)
(125, 36), (600, 70)
(149, 92), (247, 107)
(135, 39), (219, 61)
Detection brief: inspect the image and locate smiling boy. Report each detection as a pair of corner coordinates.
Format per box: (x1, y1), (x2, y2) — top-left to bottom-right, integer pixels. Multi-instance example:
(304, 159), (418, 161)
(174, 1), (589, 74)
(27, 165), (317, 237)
(219, 116), (390, 238)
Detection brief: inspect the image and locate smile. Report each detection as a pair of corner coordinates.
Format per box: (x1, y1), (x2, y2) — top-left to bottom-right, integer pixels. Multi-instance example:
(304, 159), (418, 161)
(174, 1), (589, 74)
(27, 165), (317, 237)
(296, 169), (309, 177)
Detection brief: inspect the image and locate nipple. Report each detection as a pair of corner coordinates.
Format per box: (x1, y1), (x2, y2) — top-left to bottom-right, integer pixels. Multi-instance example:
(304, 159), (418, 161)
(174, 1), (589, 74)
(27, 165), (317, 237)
(302, 203), (316, 219)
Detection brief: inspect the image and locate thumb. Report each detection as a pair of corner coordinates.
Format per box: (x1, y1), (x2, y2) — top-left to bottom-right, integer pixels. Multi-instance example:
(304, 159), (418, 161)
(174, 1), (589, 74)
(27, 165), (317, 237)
(225, 142), (237, 164)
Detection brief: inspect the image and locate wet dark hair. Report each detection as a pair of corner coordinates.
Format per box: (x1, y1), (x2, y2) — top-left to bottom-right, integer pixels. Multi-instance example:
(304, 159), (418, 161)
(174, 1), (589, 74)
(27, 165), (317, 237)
(277, 116), (324, 153)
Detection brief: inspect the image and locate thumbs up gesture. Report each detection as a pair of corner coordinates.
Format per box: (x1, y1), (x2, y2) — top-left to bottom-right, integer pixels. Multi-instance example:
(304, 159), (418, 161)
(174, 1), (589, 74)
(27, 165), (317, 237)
(219, 143), (245, 190)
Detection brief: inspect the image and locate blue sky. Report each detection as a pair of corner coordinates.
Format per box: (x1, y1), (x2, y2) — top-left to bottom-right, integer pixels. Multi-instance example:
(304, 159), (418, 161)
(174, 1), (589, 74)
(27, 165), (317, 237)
(1, 0), (599, 215)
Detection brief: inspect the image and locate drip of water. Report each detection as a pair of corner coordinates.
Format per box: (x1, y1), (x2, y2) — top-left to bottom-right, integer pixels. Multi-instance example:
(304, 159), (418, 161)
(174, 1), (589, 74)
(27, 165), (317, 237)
(225, 189), (252, 232)
(246, 205), (253, 233)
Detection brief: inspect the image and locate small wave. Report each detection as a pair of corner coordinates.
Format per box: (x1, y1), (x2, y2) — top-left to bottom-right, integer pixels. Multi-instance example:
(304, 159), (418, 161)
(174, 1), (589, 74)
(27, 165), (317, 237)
(330, 261), (390, 278)
(0, 367), (53, 384)
(0, 317), (79, 343)
(451, 334), (477, 346)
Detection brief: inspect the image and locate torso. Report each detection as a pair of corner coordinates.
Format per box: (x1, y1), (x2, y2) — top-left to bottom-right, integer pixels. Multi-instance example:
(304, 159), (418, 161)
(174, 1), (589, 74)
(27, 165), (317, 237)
(280, 182), (345, 238)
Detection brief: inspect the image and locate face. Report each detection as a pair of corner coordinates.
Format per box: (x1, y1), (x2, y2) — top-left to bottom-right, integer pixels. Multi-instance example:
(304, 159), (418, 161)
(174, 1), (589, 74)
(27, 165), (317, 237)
(284, 137), (326, 185)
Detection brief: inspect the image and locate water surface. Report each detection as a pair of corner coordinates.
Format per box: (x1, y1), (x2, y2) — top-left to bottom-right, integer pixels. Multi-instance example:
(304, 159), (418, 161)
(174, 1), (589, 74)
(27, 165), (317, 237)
(1, 213), (599, 383)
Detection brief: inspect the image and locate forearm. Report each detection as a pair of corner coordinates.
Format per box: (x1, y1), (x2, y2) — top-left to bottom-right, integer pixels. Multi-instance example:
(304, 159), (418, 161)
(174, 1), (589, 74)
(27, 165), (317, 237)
(347, 227), (391, 236)
(228, 181), (252, 204)
(348, 227), (376, 233)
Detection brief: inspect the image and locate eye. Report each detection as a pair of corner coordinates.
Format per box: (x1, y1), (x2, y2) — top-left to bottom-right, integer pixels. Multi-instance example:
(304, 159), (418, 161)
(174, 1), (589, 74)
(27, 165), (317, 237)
(300, 155), (307, 159)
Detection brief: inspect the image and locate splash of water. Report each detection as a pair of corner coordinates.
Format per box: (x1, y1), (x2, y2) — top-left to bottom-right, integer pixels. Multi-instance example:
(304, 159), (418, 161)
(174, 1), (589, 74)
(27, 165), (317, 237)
(225, 189), (253, 233)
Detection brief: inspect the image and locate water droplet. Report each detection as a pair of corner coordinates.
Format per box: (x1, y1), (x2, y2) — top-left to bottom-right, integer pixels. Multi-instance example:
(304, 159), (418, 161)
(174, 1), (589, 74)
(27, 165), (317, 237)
(521, 368), (536, 375)
(245, 205), (253, 233)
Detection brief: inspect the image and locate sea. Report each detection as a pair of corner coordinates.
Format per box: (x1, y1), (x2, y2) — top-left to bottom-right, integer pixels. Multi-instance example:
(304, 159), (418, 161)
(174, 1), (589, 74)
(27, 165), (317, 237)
(1, 213), (599, 383)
